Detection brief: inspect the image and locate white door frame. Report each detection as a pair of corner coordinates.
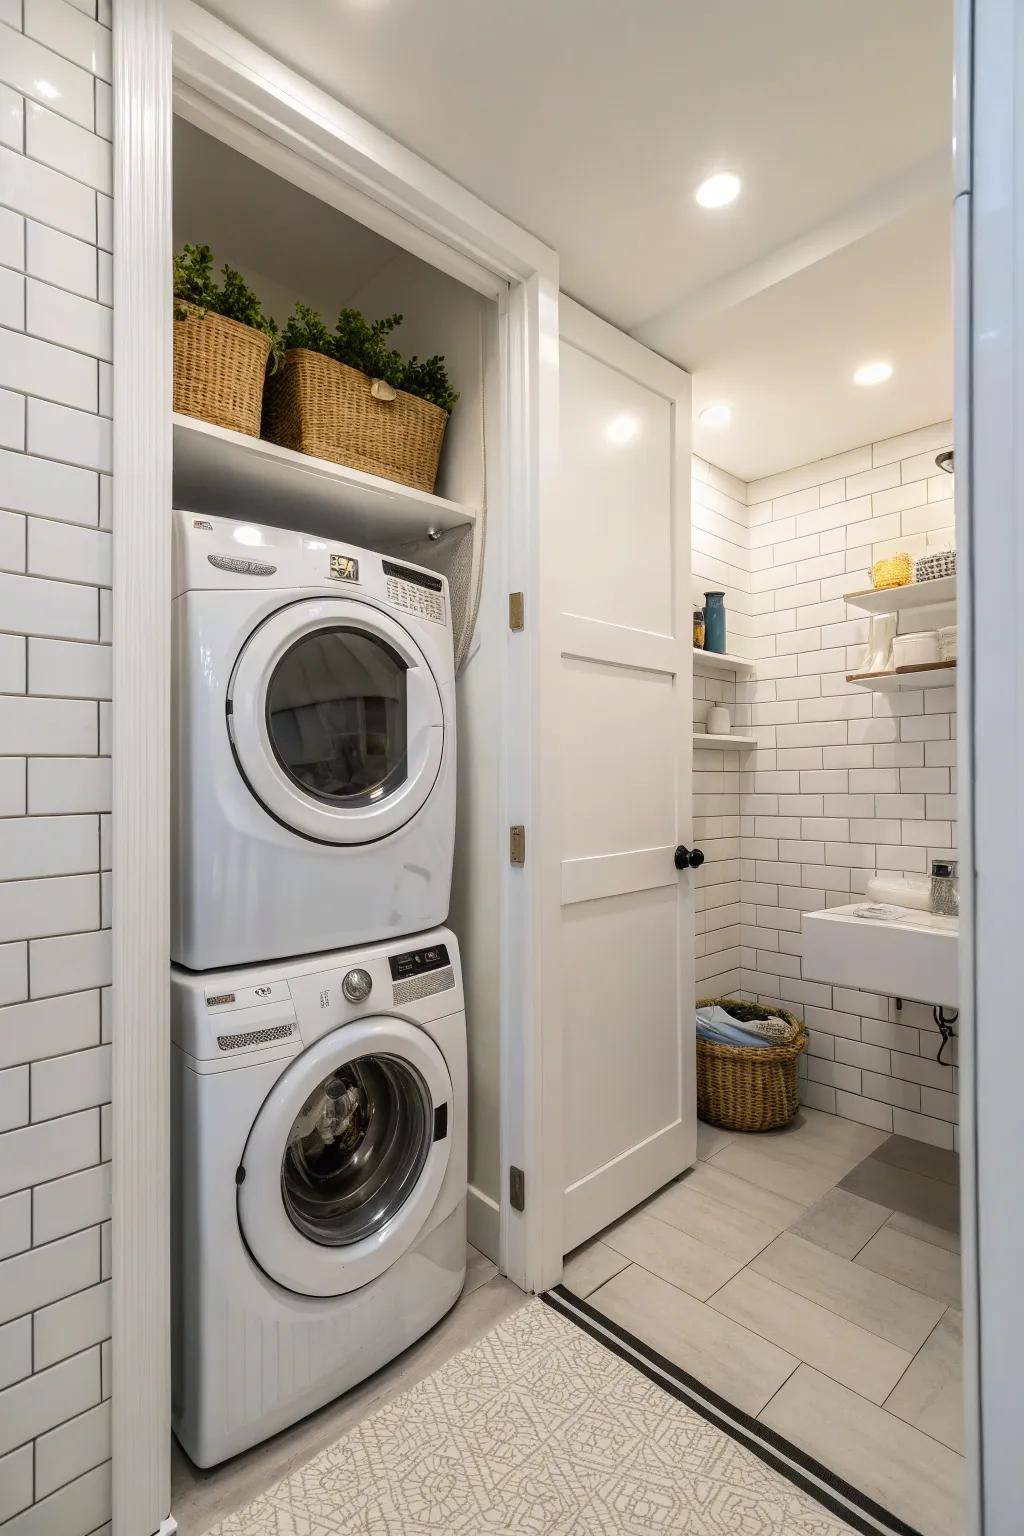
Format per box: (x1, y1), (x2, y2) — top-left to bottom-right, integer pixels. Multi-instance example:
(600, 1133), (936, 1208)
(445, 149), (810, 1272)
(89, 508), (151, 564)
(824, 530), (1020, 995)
(112, 5), (559, 1530)
(111, 4), (174, 1535)
(958, 1), (1023, 1530)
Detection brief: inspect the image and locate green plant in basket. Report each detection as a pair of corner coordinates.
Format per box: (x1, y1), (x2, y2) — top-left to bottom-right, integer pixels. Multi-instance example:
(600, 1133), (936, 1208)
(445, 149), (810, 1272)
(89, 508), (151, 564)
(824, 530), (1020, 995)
(173, 244), (283, 370)
(402, 353), (459, 416)
(280, 301), (459, 415)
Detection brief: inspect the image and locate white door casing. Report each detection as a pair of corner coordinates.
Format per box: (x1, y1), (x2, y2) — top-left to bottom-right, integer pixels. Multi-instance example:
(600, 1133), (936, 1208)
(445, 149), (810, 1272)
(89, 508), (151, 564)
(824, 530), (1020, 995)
(557, 299), (696, 1254)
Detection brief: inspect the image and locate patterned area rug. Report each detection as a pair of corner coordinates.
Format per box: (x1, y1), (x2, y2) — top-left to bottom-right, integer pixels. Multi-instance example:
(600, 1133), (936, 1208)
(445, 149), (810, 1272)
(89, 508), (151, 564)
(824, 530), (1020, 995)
(205, 1298), (860, 1535)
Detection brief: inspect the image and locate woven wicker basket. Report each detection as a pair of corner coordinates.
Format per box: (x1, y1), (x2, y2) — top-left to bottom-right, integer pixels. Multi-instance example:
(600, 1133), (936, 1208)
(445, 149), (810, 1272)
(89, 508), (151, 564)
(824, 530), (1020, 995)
(263, 349), (449, 494)
(172, 303), (272, 438)
(696, 999), (807, 1132)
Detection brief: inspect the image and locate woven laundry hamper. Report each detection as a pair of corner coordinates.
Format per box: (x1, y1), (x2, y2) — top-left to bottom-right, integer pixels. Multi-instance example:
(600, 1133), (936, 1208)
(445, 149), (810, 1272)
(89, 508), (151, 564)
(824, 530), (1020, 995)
(263, 348), (449, 493)
(172, 303), (273, 437)
(696, 998), (807, 1132)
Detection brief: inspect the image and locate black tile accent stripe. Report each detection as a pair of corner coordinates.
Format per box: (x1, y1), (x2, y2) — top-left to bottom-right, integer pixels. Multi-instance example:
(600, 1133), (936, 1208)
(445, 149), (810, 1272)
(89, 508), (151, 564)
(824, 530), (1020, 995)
(543, 1285), (923, 1536)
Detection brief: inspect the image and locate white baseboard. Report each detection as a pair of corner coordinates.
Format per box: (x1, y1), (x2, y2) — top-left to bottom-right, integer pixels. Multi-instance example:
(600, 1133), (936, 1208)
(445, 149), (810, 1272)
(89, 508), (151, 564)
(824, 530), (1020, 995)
(467, 1183), (500, 1263)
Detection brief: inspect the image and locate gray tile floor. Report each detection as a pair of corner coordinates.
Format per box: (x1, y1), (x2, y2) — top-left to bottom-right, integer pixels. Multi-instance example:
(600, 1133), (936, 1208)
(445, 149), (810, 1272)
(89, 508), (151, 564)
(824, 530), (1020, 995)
(171, 1245), (508, 1536)
(565, 1109), (964, 1536)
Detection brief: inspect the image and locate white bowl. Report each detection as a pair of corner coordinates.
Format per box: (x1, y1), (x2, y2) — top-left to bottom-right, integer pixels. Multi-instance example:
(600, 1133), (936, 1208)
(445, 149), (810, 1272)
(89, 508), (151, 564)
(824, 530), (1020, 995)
(893, 631), (940, 669)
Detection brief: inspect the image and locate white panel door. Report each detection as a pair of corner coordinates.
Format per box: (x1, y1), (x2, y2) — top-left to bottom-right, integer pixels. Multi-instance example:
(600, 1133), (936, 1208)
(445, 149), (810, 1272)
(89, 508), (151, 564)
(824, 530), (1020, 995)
(558, 299), (696, 1255)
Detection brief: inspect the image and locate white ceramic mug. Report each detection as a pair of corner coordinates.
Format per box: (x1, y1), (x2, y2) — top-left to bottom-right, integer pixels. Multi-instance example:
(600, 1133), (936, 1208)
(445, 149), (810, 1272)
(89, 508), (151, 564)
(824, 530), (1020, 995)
(707, 705), (730, 736)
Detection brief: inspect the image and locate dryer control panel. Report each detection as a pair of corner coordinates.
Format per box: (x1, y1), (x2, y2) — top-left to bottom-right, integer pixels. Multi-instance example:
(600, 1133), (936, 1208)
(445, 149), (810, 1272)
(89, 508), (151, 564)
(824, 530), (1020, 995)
(383, 560), (446, 624)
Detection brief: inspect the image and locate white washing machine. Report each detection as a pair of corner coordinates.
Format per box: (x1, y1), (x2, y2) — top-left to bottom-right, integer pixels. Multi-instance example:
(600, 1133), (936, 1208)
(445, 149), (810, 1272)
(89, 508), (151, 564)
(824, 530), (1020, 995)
(171, 511), (456, 971)
(171, 927), (467, 1468)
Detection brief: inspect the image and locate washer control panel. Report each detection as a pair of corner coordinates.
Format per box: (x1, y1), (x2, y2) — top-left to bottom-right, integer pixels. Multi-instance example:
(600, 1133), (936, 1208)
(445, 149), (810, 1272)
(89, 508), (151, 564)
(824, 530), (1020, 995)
(389, 942), (450, 981)
(389, 943), (454, 1006)
(383, 560), (446, 625)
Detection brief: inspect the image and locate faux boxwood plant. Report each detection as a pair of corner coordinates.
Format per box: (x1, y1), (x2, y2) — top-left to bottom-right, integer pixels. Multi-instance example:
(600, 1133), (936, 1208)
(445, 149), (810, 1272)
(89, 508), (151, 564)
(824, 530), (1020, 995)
(281, 302), (459, 415)
(173, 243), (283, 370)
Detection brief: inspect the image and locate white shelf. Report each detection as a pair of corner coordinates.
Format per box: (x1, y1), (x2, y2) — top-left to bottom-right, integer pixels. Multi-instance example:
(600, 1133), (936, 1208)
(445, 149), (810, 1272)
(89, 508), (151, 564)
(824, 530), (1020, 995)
(692, 648), (756, 675)
(172, 413), (477, 547)
(693, 732), (757, 750)
(847, 660), (956, 692)
(843, 575), (956, 614)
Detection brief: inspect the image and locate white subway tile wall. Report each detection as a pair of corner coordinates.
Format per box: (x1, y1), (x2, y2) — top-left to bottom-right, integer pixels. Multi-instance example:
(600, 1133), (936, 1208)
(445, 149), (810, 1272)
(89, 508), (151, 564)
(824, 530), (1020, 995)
(691, 458), (752, 1000)
(694, 422), (958, 1149)
(0, 0), (113, 1525)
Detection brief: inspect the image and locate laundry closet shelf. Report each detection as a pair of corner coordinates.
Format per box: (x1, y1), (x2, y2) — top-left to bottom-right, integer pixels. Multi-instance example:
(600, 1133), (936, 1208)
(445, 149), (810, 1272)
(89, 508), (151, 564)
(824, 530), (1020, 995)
(172, 414), (477, 546)
(846, 660), (956, 691)
(692, 648), (756, 675)
(693, 732), (756, 750)
(843, 575), (956, 614)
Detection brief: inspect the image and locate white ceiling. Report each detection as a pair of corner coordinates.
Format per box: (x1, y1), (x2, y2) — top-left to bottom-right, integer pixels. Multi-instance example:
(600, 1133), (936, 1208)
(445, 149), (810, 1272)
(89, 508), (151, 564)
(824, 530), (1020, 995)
(199, 0), (953, 480)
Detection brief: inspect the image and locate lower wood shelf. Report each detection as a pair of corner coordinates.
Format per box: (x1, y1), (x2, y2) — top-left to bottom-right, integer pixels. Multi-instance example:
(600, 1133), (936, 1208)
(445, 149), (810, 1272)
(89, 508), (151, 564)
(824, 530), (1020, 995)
(846, 660), (956, 692)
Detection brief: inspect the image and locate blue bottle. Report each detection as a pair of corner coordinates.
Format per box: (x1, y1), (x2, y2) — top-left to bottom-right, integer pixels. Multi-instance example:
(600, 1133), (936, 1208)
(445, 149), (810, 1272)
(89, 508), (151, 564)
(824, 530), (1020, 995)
(703, 591), (726, 653)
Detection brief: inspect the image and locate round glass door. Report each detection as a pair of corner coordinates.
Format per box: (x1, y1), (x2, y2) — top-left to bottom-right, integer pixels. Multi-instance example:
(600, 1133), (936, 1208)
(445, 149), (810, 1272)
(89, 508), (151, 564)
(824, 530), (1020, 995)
(237, 1017), (453, 1297)
(281, 1054), (432, 1246)
(227, 598), (445, 846)
(266, 629), (409, 808)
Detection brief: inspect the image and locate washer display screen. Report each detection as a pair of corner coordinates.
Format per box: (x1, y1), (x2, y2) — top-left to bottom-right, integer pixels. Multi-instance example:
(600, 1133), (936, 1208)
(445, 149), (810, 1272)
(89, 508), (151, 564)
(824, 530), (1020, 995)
(280, 1054), (431, 1246)
(265, 627), (408, 807)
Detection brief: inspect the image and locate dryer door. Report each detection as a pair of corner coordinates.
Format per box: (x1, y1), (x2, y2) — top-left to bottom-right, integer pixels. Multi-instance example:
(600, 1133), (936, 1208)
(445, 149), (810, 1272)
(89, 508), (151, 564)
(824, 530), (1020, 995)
(228, 597), (445, 844)
(238, 1018), (453, 1296)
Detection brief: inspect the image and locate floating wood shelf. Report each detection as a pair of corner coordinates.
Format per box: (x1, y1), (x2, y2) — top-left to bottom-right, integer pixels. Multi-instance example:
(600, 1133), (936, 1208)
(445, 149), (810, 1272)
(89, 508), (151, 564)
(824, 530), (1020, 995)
(846, 660), (956, 692)
(692, 648), (756, 675)
(172, 413), (477, 546)
(693, 732), (757, 749)
(843, 575), (956, 614)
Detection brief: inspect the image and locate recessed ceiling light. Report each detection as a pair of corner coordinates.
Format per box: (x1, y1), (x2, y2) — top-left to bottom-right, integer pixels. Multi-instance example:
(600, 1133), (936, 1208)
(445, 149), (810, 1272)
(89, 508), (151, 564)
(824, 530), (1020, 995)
(696, 172), (741, 210)
(853, 360), (893, 386)
(699, 403), (732, 428)
(605, 414), (641, 446)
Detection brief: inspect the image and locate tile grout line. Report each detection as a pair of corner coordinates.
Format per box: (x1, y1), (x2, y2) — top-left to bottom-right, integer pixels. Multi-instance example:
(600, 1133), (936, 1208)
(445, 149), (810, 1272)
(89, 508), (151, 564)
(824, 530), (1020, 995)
(880, 1303), (952, 1407)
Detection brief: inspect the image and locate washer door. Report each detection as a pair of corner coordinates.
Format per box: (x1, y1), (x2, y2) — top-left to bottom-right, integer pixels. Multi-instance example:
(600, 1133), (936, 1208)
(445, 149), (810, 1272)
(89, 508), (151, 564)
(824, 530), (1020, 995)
(228, 597), (444, 845)
(239, 1019), (453, 1297)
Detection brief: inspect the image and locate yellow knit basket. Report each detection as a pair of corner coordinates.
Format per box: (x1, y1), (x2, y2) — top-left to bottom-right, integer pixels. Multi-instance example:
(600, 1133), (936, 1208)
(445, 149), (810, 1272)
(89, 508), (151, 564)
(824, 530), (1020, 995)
(871, 553), (913, 590)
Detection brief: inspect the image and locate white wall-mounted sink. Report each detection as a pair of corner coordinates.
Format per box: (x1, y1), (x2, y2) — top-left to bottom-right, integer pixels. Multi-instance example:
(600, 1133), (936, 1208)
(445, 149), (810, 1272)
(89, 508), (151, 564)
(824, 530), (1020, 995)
(802, 904), (958, 1007)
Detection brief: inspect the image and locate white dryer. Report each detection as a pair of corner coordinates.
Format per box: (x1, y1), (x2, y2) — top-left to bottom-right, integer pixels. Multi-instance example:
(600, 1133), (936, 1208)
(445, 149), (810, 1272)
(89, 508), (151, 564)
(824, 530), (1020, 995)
(171, 511), (456, 971)
(171, 927), (467, 1468)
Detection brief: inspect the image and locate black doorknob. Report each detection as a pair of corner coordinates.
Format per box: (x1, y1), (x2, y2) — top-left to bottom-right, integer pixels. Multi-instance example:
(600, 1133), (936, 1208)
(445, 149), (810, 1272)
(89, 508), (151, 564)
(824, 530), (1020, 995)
(674, 845), (705, 870)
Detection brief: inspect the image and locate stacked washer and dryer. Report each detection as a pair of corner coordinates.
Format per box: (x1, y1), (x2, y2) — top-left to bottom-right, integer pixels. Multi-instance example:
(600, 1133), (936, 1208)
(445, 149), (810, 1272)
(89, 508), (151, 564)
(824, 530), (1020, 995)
(170, 511), (468, 1468)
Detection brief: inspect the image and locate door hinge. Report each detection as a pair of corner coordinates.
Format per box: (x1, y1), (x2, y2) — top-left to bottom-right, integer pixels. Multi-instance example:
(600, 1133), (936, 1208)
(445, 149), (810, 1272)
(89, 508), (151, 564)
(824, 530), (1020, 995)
(509, 824), (526, 866)
(508, 591), (525, 631)
(509, 1165), (525, 1212)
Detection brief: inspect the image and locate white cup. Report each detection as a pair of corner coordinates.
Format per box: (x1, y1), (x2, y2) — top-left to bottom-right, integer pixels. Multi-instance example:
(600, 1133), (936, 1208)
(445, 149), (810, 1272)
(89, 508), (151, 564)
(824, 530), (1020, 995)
(707, 705), (730, 736)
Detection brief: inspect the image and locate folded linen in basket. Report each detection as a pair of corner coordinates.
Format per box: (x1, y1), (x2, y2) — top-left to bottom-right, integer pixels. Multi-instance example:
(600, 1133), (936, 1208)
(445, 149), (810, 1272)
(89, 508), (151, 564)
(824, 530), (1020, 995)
(696, 1004), (776, 1048)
